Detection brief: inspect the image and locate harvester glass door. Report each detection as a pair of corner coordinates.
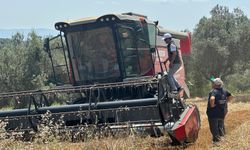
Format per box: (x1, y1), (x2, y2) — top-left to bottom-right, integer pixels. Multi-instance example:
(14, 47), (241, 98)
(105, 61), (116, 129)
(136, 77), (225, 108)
(118, 27), (140, 77)
(117, 23), (154, 77)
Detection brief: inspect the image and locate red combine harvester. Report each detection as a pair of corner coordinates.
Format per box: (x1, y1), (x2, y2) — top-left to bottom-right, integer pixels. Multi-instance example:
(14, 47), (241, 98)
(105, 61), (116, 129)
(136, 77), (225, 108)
(0, 13), (200, 145)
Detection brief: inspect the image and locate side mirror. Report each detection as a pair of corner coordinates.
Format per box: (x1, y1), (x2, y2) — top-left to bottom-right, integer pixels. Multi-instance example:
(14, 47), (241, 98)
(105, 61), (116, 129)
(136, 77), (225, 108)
(44, 38), (50, 53)
(154, 21), (159, 26)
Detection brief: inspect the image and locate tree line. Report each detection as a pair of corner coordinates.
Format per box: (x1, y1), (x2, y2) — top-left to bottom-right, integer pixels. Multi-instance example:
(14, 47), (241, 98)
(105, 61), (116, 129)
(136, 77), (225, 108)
(0, 32), (51, 93)
(0, 5), (250, 97)
(186, 5), (250, 96)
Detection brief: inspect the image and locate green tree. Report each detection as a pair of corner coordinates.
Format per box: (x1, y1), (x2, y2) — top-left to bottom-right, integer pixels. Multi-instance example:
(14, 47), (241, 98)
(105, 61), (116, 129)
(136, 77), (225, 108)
(0, 33), (27, 92)
(0, 32), (53, 108)
(24, 31), (49, 89)
(0, 32), (50, 92)
(190, 5), (249, 96)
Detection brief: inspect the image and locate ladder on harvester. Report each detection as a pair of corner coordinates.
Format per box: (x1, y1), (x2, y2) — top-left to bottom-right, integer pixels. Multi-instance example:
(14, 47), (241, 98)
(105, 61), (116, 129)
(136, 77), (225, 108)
(44, 32), (70, 85)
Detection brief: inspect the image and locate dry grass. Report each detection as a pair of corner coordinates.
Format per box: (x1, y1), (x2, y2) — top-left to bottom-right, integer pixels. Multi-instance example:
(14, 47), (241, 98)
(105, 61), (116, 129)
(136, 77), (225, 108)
(0, 98), (250, 150)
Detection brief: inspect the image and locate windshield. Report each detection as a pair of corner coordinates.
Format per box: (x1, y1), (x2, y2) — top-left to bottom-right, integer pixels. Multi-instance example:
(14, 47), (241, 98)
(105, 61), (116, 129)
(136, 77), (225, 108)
(66, 27), (120, 83)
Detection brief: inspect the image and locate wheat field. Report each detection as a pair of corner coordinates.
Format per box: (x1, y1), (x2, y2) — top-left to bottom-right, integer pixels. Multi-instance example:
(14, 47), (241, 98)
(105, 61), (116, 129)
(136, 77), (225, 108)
(0, 98), (250, 150)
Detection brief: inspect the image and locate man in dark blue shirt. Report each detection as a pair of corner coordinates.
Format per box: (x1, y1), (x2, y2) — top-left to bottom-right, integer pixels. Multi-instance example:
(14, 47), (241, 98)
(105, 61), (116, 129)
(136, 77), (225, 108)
(206, 78), (233, 144)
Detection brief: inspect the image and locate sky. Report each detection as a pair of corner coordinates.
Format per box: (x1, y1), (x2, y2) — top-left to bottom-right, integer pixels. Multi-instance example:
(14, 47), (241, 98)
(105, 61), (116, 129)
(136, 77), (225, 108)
(0, 0), (250, 32)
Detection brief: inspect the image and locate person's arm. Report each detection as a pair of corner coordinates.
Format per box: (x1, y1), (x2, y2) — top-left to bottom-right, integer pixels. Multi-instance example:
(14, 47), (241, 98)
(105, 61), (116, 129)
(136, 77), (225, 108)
(210, 96), (216, 108)
(227, 95), (233, 102)
(163, 58), (169, 64)
(226, 91), (233, 102)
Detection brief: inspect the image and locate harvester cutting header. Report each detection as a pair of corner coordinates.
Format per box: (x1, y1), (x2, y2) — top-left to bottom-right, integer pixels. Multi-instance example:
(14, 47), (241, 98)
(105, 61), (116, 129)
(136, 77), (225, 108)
(0, 12), (200, 145)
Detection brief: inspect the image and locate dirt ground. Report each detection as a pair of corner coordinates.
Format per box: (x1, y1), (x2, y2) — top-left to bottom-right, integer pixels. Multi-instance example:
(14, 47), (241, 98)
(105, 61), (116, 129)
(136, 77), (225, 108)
(186, 98), (250, 150)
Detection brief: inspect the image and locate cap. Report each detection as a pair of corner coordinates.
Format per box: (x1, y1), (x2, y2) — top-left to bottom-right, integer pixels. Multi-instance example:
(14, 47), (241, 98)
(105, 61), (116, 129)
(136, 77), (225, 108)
(162, 33), (172, 40)
(211, 78), (223, 86)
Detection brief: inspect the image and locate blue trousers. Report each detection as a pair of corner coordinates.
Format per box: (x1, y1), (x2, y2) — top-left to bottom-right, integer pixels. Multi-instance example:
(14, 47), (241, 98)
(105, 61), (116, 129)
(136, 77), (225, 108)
(167, 63), (181, 91)
(208, 118), (225, 142)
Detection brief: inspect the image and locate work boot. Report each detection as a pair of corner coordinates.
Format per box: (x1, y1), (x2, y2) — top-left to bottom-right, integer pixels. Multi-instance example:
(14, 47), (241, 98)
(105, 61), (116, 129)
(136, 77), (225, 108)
(212, 141), (220, 147)
(171, 90), (178, 94)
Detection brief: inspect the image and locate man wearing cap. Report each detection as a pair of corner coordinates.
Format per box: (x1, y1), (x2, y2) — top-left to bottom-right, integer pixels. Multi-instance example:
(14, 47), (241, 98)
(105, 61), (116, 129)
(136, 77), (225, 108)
(162, 33), (182, 93)
(206, 78), (233, 144)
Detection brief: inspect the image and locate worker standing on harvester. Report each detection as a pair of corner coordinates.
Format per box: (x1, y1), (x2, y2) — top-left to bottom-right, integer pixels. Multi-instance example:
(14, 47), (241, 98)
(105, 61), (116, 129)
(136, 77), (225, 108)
(206, 77), (233, 145)
(163, 33), (182, 94)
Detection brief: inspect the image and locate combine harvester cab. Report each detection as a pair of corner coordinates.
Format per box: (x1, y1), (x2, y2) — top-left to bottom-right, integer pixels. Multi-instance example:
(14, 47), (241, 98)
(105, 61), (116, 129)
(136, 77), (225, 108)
(0, 12), (200, 145)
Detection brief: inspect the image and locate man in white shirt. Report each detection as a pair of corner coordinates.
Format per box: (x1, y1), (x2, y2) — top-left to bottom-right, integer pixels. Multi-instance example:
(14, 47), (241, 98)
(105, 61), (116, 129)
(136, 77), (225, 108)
(163, 33), (182, 93)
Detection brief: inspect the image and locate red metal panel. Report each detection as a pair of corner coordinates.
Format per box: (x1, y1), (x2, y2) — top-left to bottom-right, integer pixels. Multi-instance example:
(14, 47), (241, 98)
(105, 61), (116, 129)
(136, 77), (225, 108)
(180, 32), (191, 55)
(174, 125), (186, 141)
(172, 106), (200, 143)
(184, 108), (200, 142)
